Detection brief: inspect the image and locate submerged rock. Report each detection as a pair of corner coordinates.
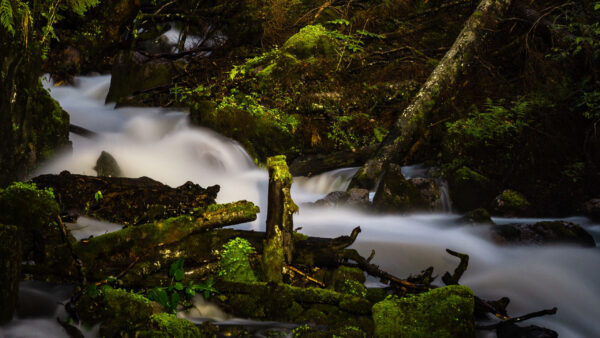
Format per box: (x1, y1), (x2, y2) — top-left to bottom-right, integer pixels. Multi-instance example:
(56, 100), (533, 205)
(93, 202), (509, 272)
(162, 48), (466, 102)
(93, 150), (121, 177)
(492, 221), (596, 247)
(372, 285), (475, 337)
(491, 189), (531, 217)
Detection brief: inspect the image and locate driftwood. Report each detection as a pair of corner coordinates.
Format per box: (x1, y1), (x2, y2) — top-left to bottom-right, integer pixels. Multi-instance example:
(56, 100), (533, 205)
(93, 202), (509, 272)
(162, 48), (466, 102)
(349, 0), (514, 189)
(32, 171), (219, 225)
(442, 249), (469, 285)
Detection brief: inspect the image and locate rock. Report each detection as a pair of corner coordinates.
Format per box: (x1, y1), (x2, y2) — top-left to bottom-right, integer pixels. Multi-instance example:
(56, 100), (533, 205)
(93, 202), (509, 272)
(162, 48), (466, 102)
(93, 151), (122, 177)
(448, 166), (495, 212)
(372, 163), (429, 213)
(0, 225), (21, 323)
(497, 322), (558, 338)
(492, 221), (596, 247)
(312, 188), (370, 209)
(459, 208), (494, 225)
(492, 190), (531, 216)
(372, 285), (475, 337)
(409, 177), (445, 210)
(281, 25), (336, 60)
(582, 198), (600, 221)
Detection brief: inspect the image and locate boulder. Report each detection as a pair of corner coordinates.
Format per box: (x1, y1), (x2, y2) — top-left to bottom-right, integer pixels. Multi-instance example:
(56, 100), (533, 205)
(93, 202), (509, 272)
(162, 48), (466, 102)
(372, 285), (475, 337)
(372, 163), (429, 213)
(409, 177), (445, 211)
(281, 25), (336, 61)
(93, 151), (122, 177)
(312, 188), (370, 209)
(459, 208), (494, 225)
(582, 198), (600, 221)
(491, 189), (531, 217)
(491, 221), (596, 247)
(448, 166), (495, 212)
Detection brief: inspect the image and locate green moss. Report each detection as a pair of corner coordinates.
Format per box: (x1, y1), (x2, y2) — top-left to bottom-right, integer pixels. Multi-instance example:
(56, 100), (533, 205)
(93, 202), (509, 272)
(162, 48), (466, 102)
(282, 25), (336, 60)
(494, 190), (530, 216)
(448, 166), (495, 212)
(101, 287), (156, 320)
(341, 280), (368, 298)
(0, 181), (59, 229)
(293, 231), (309, 242)
(150, 313), (203, 338)
(330, 266), (366, 292)
(372, 285), (475, 337)
(218, 237), (258, 283)
(365, 288), (387, 304)
(267, 155), (293, 184)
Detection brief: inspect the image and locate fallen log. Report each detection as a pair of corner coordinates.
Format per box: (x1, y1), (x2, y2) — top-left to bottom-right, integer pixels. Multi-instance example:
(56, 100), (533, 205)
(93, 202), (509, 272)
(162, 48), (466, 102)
(73, 201), (259, 280)
(32, 171), (219, 225)
(349, 0), (514, 189)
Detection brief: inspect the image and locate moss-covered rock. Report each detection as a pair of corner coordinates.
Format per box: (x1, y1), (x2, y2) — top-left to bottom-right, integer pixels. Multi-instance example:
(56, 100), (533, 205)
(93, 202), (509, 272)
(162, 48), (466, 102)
(492, 221), (596, 247)
(448, 166), (495, 212)
(148, 313), (205, 338)
(373, 163), (429, 213)
(459, 208), (494, 225)
(491, 189), (531, 217)
(330, 265), (366, 293)
(282, 25), (336, 61)
(372, 285), (475, 337)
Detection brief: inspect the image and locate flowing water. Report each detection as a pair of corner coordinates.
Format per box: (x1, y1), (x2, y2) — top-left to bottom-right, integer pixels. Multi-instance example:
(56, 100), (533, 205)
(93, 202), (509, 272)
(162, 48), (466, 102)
(1, 75), (600, 337)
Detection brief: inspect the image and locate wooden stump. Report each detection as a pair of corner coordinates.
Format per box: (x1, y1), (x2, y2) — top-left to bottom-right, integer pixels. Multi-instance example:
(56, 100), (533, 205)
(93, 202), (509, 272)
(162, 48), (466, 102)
(0, 224), (21, 323)
(263, 155), (298, 282)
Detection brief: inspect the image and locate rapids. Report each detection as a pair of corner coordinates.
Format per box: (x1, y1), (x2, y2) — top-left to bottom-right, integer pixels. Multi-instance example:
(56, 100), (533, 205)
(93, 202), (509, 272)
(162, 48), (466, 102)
(1, 75), (599, 337)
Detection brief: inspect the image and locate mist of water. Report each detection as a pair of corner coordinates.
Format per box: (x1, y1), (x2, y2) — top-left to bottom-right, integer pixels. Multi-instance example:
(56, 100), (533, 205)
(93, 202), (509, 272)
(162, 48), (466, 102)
(5, 75), (597, 337)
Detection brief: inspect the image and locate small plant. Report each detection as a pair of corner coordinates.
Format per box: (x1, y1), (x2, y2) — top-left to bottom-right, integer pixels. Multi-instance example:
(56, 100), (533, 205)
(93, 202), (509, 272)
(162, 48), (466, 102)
(94, 190), (103, 202)
(147, 258), (218, 313)
(217, 237), (257, 283)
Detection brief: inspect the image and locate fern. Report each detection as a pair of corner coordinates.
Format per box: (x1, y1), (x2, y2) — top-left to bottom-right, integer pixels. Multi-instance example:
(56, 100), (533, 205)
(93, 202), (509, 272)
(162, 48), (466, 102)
(66, 0), (99, 16)
(0, 0), (14, 36)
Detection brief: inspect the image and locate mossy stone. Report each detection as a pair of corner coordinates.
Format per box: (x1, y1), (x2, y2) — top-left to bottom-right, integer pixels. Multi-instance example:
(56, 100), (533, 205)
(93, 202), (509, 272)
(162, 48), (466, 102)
(149, 313), (204, 338)
(448, 166), (495, 212)
(492, 190), (531, 216)
(282, 25), (336, 60)
(372, 285), (475, 338)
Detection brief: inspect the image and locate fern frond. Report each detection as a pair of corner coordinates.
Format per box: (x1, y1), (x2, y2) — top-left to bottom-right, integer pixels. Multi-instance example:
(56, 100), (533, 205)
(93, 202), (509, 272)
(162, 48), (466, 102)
(66, 0), (99, 16)
(0, 0), (15, 36)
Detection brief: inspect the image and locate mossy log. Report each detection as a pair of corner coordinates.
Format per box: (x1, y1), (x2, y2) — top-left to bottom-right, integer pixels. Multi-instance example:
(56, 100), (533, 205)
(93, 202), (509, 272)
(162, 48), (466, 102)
(264, 155), (298, 282)
(349, 0), (514, 189)
(0, 225), (21, 323)
(32, 171), (219, 225)
(73, 201), (259, 281)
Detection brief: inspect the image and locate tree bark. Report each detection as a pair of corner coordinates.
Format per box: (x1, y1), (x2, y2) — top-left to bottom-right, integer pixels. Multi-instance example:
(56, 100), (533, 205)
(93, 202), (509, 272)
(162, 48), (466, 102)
(349, 0), (513, 190)
(0, 225), (21, 323)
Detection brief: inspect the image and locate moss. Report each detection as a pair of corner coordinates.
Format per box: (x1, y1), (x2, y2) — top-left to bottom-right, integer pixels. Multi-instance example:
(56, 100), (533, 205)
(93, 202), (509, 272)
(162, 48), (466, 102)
(218, 237), (258, 283)
(448, 166), (495, 212)
(0, 181), (59, 229)
(263, 226), (285, 283)
(149, 313), (204, 338)
(459, 208), (493, 225)
(372, 285), (475, 338)
(341, 280), (368, 298)
(365, 288), (387, 304)
(493, 189), (530, 216)
(267, 155), (293, 184)
(282, 25), (336, 60)
(293, 231), (309, 242)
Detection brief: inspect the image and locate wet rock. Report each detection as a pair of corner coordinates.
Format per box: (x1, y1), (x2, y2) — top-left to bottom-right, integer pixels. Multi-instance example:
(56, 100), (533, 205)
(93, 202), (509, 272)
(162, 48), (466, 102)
(372, 164), (428, 213)
(312, 188), (370, 209)
(582, 198), (600, 221)
(372, 285), (474, 337)
(281, 25), (336, 60)
(492, 221), (596, 247)
(497, 321), (558, 338)
(93, 151), (121, 177)
(448, 166), (495, 212)
(409, 177), (445, 211)
(459, 208), (494, 225)
(491, 189), (531, 217)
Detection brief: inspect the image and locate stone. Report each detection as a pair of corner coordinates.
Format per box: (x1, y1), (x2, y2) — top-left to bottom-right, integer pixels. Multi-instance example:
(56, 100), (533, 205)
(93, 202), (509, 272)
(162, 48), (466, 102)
(448, 166), (495, 212)
(312, 188), (370, 209)
(459, 208), (494, 225)
(492, 221), (596, 247)
(491, 190), (531, 216)
(93, 151), (122, 177)
(372, 163), (428, 213)
(582, 198), (600, 221)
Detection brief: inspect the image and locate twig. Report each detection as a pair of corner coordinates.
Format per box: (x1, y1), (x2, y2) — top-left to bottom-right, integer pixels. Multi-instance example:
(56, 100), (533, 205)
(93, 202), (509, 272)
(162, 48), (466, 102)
(477, 307), (558, 330)
(442, 249), (469, 285)
(285, 265), (325, 287)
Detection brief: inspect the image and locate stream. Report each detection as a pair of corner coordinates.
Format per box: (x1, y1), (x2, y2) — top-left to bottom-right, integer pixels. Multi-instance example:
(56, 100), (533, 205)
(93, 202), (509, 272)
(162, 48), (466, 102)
(1, 75), (599, 337)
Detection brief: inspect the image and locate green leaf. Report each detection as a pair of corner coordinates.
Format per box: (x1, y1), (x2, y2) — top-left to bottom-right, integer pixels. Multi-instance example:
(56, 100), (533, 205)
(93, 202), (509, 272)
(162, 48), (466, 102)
(86, 284), (99, 299)
(174, 269), (185, 282)
(170, 292), (180, 309)
(148, 288), (169, 308)
(169, 258), (185, 277)
(174, 282), (184, 291)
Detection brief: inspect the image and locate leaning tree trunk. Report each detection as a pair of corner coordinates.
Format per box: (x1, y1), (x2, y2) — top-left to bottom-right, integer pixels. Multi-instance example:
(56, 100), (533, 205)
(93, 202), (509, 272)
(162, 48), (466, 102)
(349, 0), (513, 190)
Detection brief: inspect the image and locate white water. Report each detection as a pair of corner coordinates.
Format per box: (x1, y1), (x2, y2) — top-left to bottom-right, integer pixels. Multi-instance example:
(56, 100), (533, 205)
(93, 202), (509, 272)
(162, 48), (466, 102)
(2, 75), (599, 337)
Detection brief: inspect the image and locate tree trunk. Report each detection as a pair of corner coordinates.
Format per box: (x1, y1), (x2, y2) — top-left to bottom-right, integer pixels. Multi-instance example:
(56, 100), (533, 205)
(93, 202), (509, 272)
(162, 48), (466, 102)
(263, 155), (298, 282)
(0, 225), (21, 323)
(349, 0), (513, 190)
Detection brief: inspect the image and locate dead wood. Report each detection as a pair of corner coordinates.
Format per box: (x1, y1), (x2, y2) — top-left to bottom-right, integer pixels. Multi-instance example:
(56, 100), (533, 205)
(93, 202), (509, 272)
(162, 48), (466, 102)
(442, 249), (469, 285)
